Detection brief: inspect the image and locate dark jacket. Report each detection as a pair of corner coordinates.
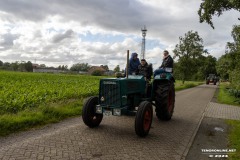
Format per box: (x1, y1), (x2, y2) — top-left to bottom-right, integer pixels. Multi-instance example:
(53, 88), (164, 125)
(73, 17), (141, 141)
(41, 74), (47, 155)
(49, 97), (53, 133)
(160, 55), (173, 68)
(136, 62), (152, 80)
(129, 53), (140, 75)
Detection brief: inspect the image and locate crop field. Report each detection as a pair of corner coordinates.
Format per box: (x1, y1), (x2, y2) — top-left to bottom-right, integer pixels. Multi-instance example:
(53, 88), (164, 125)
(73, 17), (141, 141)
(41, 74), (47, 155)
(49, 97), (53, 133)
(0, 71), (101, 114)
(0, 71), (103, 135)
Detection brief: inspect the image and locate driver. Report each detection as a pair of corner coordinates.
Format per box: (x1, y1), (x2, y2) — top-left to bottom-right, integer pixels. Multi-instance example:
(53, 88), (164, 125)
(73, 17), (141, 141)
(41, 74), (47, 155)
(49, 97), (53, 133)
(154, 50), (173, 77)
(160, 50), (173, 69)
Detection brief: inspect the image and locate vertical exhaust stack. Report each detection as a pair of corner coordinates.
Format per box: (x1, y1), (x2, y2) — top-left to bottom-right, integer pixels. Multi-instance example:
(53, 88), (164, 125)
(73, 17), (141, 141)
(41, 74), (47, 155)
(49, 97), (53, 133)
(126, 50), (129, 79)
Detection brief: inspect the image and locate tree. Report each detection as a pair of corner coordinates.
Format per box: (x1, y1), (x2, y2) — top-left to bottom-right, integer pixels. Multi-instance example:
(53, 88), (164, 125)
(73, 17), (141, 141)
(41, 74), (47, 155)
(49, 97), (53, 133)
(10, 61), (19, 71)
(216, 54), (231, 80)
(70, 63), (90, 72)
(61, 65), (65, 70)
(173, 31), (207, 84)
(3, 62), (10, 67)
(25, 61), (33, 72)
(18, 61), (26, 72)
(114, 65), (120, 73)
(224, 25), (240, 89)
(100, 65), (109, 71)
(40, 64), (46, 68)
(0, 60), (3, 66)
(198, 0), (240, 29)
(201, 55), (217, 77)
(191, 55), (217, 81)
(226, 25), (240, 69)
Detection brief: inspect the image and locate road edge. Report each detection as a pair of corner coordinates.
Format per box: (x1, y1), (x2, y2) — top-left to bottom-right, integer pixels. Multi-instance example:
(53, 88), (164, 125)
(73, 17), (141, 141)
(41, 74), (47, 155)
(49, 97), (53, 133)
(180, 102), (209, 160)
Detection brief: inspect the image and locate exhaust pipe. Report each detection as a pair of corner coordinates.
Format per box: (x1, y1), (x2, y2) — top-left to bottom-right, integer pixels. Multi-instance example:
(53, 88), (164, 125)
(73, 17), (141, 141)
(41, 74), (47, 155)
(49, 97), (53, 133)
(126, 50), (129, 79)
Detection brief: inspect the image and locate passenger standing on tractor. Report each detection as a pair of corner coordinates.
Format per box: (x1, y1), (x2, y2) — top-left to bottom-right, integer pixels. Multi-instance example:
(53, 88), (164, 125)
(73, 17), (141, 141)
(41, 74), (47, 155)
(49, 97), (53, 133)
(154, 50), (173, 77)
(128, 52), (140, 75)
(136, 59), (152, 81)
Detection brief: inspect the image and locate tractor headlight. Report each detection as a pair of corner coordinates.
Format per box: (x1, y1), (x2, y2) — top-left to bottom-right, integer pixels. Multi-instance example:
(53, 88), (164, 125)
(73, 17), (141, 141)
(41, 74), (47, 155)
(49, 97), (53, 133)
(113, 108), (121, 116)
(96, 105), (102, 114)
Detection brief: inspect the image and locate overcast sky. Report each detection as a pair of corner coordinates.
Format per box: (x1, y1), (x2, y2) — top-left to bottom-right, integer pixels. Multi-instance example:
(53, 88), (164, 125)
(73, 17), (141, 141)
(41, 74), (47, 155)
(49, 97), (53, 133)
(0, 0), (239, 70)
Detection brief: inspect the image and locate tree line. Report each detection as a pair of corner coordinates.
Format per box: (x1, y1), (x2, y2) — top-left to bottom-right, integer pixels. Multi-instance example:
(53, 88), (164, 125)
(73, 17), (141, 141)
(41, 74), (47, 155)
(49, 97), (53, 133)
(0, 60), (122, 76)
(0, 61), (33, 72)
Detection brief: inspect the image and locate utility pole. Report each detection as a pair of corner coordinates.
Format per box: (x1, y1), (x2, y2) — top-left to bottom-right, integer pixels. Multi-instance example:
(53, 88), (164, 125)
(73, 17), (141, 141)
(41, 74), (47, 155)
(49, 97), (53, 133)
(141, 26), (147, 59)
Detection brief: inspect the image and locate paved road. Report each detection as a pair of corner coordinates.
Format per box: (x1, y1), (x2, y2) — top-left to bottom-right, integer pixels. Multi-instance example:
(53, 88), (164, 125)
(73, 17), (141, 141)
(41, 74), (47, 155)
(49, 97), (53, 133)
(0, 84), (217, 160)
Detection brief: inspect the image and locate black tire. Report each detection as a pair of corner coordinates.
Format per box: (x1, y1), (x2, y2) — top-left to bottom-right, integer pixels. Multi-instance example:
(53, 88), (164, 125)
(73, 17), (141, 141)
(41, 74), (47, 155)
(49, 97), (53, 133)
(155, 81), (175, 121)
(206, 80), (209, 85)
(135, 101), (153, 137)
(82, 96), (103, 128)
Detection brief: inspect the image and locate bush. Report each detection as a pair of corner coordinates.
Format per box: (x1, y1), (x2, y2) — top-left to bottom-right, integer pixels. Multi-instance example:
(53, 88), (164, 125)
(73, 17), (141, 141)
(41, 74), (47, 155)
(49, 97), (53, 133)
(115, 72), (124, 78)
(91, 69), (103, 76)
(229, 69), (240, 90)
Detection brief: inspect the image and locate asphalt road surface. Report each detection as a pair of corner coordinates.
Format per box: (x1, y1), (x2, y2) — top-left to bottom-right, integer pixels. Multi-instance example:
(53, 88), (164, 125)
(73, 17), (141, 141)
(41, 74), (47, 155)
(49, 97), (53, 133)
(0, 84), (217, 160)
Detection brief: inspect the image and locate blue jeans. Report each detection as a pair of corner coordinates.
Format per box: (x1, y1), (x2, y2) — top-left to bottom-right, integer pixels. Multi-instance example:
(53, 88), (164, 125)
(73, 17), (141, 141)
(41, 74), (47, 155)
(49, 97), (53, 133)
(154, 68), (165, 77)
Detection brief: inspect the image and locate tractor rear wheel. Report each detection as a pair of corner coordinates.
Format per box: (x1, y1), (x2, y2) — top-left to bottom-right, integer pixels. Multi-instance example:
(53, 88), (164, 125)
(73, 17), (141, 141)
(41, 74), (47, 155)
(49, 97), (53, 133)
(135, 101), (153, 137)
(82, 96), (103, 128)
(155, 81), (175, 121)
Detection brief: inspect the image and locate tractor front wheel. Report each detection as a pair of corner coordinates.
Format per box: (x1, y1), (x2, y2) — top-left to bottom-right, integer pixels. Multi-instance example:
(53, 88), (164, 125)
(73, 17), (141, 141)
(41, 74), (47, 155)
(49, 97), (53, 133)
(82, 96), (103, 128)
(135, 101), (153, 137)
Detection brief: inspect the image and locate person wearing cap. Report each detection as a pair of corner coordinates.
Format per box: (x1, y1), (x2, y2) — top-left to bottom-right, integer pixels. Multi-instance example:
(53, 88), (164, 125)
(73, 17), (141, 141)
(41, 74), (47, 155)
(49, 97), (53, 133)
(128, 52), (140, 75)
(136, 59), (152, 81)
(154, 50), (173, 77)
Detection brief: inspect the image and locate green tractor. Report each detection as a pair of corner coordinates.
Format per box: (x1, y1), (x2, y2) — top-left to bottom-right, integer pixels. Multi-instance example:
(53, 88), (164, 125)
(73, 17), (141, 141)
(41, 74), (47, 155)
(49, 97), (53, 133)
(206, 74), (218, 85)
(82, 51), (175, 137)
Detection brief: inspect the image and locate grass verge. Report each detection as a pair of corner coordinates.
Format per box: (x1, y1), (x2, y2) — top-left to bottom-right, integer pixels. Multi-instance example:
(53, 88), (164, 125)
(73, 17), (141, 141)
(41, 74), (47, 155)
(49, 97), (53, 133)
(217, 83), (240, 159)
(226, 120), (240, 160)
(0, 99), (83, 136)
(218, 83), (240, 106)
(175, 80), (204, 91)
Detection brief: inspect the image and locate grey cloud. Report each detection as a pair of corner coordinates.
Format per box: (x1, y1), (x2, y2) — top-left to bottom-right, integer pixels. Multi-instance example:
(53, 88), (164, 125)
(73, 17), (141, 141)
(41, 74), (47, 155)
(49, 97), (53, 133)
(0, 0), (163, 32)
(52, 29), (74, 43)
(0, 33), (20, 50)
(0, 0), (50, 21)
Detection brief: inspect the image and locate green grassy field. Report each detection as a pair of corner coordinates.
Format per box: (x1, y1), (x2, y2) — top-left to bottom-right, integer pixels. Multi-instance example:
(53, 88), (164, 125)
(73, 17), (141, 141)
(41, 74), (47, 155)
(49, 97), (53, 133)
(217, 83), (240, 160)
(175, 80), (204, 91)
(0, 71), (203, 136)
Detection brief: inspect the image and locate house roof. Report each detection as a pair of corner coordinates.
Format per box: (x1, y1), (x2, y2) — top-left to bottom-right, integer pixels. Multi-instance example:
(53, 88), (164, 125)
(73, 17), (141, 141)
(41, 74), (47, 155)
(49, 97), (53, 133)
(89, 66), (106, 72)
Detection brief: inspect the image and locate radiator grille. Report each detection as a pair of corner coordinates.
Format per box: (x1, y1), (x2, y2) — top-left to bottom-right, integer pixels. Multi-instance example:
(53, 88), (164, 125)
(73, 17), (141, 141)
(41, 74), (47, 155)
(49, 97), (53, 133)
(100, 81), (121, 106)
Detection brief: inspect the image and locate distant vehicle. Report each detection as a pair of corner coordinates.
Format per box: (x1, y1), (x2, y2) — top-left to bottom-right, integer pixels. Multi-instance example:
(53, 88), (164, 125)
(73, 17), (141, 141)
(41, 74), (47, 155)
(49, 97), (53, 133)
(206, 74), (218, 85)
